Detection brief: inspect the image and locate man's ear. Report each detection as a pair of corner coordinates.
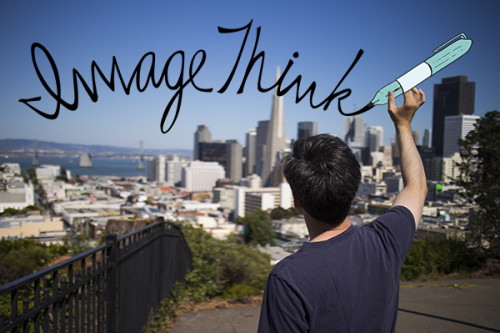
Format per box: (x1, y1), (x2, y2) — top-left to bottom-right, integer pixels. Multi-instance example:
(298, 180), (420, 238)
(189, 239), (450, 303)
(294, 197), (302, 208)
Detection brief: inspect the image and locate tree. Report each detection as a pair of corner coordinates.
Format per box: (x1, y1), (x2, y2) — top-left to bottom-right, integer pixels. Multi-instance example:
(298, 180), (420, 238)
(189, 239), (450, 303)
(456, 110), (500, 257)
(63, 233), (92, 255)
(56, 167), (68, 182)
(27, 168), (38, 185)
(238, 210), (275, 246)
(269, 206), (301, 220)
(0, 238), (69, 285)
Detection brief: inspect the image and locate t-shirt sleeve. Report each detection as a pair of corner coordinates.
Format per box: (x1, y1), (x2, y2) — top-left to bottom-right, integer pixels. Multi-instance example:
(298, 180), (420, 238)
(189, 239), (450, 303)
(369, 205), (416, 262)
(258, 272), (309, 333)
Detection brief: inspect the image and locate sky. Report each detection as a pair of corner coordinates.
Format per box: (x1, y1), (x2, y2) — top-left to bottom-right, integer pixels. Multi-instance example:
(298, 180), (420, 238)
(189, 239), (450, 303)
(1, 0), (499, 151)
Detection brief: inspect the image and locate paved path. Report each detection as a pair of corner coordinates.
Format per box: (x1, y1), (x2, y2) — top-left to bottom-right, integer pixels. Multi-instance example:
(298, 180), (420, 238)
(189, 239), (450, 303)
(169, 279), (500, 332)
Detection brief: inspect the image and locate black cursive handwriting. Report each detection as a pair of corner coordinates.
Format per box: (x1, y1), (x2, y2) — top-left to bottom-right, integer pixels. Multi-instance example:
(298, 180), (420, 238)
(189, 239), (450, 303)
(19, 20), (365, 133)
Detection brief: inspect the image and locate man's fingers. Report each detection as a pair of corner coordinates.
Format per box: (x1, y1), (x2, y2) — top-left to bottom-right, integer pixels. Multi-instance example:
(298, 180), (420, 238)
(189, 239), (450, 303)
(388, 90), (396, 112)
(419, 89), (426, 105)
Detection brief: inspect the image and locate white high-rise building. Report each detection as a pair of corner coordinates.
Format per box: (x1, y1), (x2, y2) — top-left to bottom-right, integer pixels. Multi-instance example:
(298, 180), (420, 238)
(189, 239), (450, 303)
(166, 156), (187, 186)
(443, 115), (479, 157)
(181, 161), (225, 192)
(441, 152), (463, 183)
(234, 184), (294, 218)
(147, 155), (167, 183)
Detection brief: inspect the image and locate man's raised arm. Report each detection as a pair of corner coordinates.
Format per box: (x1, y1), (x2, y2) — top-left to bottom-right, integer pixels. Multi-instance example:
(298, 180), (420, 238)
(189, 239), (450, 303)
(388, 88), (427, 228)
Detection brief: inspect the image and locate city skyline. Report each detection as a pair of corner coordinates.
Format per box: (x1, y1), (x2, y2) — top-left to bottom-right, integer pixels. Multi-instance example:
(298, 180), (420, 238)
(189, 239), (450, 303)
(1, 1), (499, 151)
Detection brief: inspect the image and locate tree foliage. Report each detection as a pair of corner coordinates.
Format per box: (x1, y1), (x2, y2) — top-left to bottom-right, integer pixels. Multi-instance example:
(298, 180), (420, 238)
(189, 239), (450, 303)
(401, 237), (484, 281)
(63, 233), (92, 255)
(456, 110), (500, 257)
(237, 210), (275, 246)
(178, 224), (271, 301)
(0, 205), (43, 217)
(0, 238), (69, 285)
(146, 223), (272, 332)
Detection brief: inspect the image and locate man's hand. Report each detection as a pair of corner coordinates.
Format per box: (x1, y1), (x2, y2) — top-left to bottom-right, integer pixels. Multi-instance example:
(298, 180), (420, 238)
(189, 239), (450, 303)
(388, 88), (425, 128)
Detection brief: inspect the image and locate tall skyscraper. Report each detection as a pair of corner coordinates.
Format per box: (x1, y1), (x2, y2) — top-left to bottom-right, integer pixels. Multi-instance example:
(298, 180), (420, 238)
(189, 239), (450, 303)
(423, 129), (432, 148)
(165, 156), (187, 187)
(443, 115), (479, 157)
(198, 141), (226, 166)
(261, 67), (287, 186)
(226, 140), (243, 183)
(412, 130), (420, 146)
(345, 115), (365, 144)
(194, 125), (212, 160)
(147, 155), (166, 182)
(244, 128), (257, 177)
(254, 120), (269, 177)
(363, 126), (384, 166)
(432, 76), (475, 156)
(366, 126), (384, 153)
(297, 121), (317, 140)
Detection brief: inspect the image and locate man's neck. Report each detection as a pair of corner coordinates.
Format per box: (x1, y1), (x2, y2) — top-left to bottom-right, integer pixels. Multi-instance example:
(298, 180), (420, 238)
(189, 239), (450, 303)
(305, 214), (352, 242)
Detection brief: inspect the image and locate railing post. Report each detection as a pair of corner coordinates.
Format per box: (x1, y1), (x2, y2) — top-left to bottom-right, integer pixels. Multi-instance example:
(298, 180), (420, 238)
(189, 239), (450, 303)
(159, 221), (166, 303)
(106, 234), (118, 333)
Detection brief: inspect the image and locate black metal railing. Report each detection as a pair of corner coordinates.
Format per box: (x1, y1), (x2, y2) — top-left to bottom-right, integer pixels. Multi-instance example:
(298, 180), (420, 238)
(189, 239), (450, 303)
(0, 220), (192, 333)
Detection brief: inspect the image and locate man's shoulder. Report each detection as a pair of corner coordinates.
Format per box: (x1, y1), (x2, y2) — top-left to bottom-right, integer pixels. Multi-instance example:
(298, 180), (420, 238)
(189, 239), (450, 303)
(364, 205), (416, 259)
(268, 249), (305, 277)
(369, 205), (415, 227)
(268, 244), (327, 280)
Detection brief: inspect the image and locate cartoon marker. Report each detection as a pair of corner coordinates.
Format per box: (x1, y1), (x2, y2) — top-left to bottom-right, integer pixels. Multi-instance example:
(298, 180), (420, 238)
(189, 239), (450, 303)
(345, 33), (473, 115)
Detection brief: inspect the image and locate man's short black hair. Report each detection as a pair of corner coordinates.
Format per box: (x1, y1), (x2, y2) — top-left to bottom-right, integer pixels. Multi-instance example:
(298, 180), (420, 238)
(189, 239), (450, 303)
(281, 134), (361, 227)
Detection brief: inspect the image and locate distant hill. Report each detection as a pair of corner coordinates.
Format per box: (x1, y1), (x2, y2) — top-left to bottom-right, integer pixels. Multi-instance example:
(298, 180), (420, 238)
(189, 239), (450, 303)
(0, 139), (192, 157)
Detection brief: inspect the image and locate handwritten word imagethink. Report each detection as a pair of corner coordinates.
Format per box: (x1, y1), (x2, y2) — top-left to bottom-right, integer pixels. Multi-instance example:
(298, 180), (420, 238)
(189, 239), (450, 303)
(19, 21), (364, 133)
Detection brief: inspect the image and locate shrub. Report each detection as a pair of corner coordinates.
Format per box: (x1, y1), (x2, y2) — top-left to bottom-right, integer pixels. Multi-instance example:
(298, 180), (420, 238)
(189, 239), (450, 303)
(401, 237), (485, 281)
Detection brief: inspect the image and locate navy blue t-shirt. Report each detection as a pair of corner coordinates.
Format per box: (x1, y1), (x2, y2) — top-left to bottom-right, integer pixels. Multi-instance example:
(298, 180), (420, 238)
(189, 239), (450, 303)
(258, 206), (415, 333)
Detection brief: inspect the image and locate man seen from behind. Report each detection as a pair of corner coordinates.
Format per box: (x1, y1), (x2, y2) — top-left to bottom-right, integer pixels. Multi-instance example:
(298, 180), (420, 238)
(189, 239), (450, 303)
(258, 88), (427, 332)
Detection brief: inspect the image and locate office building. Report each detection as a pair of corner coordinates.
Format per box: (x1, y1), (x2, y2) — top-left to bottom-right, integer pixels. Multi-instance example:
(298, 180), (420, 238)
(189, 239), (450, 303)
(198, 141), (226, 166)
(261, 67), (288, 187)
(366, 126), (384, 153)
(423, 129), (432, 148)
(234, 183), (293, 218)
(443, 115), (479, 157)
(244, 128), (257, 177)
(226, 140), (243, 183)
(194, 125), (212, 160)
(165, 156), (187, 187)
(254, 120), (269, 177)
(432, 76), (475, 156)
(345, 115), (365, 144)
(181, 161), (225, 192)
(412, 131), (419, 146)
(197, 140), (243, 184)
(441, 153), (463, 183)
(0, 214), (64, 242)
(147, 155), (166, 183)
(363, 126), (383, 165)
(297, 121), (317, 140)
(0, 180), (35, 214)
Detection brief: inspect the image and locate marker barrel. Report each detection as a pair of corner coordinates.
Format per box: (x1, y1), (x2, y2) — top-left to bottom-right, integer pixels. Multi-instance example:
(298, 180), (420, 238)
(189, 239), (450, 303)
(396, 62), (432, 93)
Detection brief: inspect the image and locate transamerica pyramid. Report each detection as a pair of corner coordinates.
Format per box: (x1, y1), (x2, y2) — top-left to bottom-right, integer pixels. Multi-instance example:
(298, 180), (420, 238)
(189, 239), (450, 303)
(261, 66), (287, 186)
